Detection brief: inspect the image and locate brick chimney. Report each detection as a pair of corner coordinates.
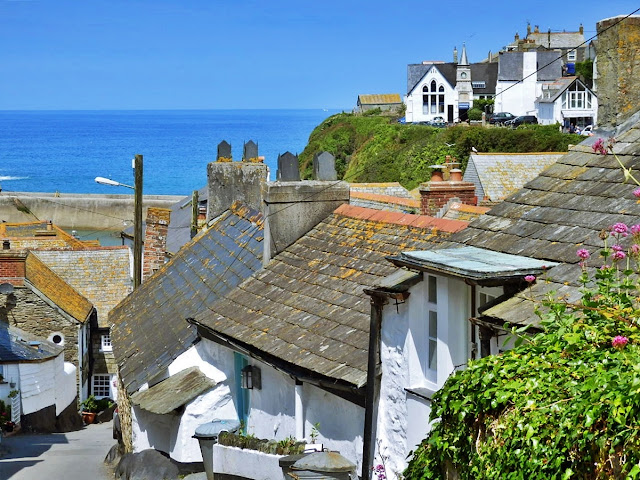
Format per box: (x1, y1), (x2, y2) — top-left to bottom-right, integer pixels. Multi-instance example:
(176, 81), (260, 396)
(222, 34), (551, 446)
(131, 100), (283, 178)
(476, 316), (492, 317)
(0, 251), (27, 286)
(419, 171), (476, 217)
(596, 15), (640, 128)
(142, 207), (171, 281)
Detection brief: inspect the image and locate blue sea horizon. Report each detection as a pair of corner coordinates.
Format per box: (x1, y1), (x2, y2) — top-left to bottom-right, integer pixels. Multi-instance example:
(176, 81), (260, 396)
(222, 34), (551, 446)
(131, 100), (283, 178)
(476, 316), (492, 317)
(0, 109), (342, 196)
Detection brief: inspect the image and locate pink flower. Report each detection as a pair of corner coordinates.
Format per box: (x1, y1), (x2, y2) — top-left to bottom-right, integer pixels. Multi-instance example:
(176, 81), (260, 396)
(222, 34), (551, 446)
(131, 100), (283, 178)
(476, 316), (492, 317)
(612, 336), (629, 349)
(576, 249), (590, 259)
(632, 225), (640, 235)
(601, 264), (610, 270)
(634, 188), (640, 198)
(613, 250), (626, 261)
(612, 244), (623, 251)
(592, 138), (608, 155)
(611, 223), (629, 235)
(524, 275), (536, 283)
(632, 244), (640, 255)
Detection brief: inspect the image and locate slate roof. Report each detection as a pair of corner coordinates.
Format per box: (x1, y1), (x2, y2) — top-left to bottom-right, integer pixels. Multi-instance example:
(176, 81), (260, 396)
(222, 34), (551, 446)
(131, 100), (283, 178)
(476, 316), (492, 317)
(0, 221), (89, 250)
(358, 94), (402, 105)
(527, 31), (585, 50)
(32, 248), (132, 328)
(536, 77), (594, 104)
(407, 62), (498, 96)
(464, 153), (565, 202)
(111, 202), (265, 395)
(448, 116), (640, 327)
(442, 202), (490, 221)
(25, 253), (94, 323)
(0, 324), (63, 363)
(192, 204), (467, 388)
(498, 51), (562, 82)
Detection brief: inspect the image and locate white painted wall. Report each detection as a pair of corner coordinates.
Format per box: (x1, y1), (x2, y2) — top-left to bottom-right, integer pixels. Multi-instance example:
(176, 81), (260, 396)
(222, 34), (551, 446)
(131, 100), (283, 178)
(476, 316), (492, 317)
(495, 52), (540, 116)
(375, 275), (470, 479)
(55, 359), (77, 415)
(406, 66), (457, 123)
(19, 358), (57, 415)
(131, 340), (238, 463)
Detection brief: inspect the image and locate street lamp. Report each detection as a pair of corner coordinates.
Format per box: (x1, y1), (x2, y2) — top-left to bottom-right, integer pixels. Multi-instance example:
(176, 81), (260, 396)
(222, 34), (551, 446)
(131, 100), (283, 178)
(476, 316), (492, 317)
(95, 154), (143, 289)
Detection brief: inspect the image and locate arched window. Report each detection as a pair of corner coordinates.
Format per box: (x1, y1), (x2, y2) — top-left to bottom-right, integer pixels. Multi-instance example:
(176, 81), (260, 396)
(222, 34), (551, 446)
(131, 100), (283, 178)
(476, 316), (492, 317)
(438, 85), (445, 114)
(423, 81), (447, 116)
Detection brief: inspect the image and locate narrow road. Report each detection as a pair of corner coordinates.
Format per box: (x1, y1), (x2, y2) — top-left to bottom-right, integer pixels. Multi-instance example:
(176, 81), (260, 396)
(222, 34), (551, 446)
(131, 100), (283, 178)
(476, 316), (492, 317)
(0, 421), (115, 480)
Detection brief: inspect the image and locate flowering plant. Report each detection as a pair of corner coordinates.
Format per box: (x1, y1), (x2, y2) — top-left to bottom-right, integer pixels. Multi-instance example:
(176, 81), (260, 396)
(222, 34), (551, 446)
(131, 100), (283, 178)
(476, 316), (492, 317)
(404, 139), (640, 480)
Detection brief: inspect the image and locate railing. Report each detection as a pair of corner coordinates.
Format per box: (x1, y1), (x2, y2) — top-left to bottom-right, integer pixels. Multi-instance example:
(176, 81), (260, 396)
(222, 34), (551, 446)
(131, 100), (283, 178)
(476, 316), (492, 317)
(11, 394), (20, 424)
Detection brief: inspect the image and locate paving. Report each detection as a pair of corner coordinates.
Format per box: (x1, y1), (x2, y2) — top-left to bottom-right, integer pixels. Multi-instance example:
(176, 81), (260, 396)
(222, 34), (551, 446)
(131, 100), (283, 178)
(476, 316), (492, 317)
(0, 421), (116, 480)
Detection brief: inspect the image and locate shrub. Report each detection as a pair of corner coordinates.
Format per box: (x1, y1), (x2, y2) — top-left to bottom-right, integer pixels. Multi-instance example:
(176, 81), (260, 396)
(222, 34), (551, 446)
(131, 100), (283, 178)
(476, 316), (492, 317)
(467, 108), (483, 121)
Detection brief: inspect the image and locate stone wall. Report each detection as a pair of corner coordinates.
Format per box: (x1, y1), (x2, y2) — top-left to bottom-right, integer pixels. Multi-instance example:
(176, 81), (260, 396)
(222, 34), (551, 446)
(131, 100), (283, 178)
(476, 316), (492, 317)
(92, 333), (118, 375)
(2, 286), (79, 367)
(596, 15), (640, 128)
(142, 207), (171, 281)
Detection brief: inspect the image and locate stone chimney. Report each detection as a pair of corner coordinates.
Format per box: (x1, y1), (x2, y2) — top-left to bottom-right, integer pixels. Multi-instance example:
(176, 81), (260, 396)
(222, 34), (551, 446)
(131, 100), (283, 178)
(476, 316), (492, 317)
(579, 23), (584, 35)
(207, 158), (268, 221)
(453, 46), (458, 64)
(527, 23), (531, 35)
(534, 25), (539, 33)
(142, 207), (171, 281)
(596, 15), (640, 128)
(419, 171), (476, 217)
(514, 32), (520, 41)
(262, 181), (350, 265)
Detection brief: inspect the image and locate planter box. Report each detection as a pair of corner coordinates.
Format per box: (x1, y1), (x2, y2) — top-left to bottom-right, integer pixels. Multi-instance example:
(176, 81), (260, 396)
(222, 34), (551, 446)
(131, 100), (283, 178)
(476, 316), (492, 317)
(212, 444), (285, 480)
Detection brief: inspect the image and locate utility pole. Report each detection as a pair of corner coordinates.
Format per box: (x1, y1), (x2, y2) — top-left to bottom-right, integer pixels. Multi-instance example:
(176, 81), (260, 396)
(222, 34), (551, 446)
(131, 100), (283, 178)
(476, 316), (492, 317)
(133, 154), (143, 289)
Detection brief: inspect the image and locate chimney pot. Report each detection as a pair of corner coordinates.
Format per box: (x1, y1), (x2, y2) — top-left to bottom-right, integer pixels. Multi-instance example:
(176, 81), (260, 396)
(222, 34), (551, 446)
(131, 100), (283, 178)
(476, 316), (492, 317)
(2, 240), (9, 250)
(450, 169), (463, 182)
(429, 165), (445, 182)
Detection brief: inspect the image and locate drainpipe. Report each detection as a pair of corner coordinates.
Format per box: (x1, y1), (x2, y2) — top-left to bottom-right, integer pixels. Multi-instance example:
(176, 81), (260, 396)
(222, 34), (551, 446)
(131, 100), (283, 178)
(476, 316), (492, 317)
(362, 292), (387, 480)
(295, 380), (304, 440)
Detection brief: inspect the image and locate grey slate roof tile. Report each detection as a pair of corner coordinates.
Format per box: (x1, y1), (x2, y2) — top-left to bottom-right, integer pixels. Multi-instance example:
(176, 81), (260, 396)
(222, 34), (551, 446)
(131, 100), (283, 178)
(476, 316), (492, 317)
(193, 208), (460, 388)
(111, 203), (264, 395)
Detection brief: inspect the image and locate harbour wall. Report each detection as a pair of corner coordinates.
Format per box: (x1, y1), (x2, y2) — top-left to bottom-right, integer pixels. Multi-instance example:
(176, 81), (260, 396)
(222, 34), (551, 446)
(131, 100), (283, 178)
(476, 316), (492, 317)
(0, 192), (184, 231)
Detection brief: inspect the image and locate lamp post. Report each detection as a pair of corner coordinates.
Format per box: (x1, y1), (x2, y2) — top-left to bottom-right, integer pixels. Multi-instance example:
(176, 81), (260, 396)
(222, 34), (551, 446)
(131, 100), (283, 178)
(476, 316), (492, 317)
(95, 154), (143, 288)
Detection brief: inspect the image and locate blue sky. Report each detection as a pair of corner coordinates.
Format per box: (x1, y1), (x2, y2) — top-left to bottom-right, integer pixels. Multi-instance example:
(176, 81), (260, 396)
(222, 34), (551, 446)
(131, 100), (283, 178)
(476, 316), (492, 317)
(1, 0), (638, 110)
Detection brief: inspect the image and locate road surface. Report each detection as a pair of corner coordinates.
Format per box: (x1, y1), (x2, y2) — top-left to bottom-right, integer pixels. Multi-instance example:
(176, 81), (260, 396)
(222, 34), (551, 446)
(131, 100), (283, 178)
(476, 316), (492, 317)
(0, 421), (115, 480)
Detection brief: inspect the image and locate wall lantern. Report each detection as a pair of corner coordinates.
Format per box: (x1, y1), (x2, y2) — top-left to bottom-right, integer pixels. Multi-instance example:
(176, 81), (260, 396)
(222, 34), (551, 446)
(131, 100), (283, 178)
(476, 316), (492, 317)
(241, 365), (261, 390)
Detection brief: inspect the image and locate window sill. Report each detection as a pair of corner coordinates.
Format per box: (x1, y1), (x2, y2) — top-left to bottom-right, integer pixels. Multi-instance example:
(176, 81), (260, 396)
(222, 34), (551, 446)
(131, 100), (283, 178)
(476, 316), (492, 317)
(405, 384), (439, 401)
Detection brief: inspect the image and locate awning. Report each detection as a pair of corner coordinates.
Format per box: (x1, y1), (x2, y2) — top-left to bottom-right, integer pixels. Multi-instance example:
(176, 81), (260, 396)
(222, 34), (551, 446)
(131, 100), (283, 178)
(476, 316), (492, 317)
(458, 102), (470, 109)
(130, 366), (216, 415)
(388, 246), (557, 283)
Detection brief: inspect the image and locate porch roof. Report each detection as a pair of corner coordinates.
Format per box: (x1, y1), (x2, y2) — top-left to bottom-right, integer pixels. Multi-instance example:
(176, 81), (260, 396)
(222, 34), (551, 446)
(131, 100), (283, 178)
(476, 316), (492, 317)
(389, 246), (556, 282)
(130, 367), (216, 415)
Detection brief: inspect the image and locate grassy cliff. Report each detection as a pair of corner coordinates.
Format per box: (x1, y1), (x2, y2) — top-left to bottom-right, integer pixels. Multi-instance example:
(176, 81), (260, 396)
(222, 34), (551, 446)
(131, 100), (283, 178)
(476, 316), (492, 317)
(299, 113), (583, 190)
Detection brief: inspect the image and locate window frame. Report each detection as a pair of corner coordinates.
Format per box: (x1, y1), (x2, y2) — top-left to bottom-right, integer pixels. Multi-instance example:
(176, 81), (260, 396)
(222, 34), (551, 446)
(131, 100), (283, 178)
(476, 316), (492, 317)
(100, 334), (113, 352)
(92, 374), (111, 399)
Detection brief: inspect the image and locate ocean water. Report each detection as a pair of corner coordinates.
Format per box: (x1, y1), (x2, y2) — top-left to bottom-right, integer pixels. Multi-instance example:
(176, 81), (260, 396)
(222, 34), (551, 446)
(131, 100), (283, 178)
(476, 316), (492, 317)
(0, 109), (339, 196)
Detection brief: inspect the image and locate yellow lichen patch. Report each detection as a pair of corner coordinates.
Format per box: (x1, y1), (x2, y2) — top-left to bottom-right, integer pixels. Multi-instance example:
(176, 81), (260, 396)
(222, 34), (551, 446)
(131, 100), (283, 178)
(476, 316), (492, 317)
(340, 268), (357, 279)
(246, 157), (263, 163)
(217, 157), (233, 162)
(308, 259), (320, 268)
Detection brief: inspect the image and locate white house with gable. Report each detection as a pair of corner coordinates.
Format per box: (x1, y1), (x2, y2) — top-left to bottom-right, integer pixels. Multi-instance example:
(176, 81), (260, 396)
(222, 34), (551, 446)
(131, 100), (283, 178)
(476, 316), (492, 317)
(536, 77), (597, 128)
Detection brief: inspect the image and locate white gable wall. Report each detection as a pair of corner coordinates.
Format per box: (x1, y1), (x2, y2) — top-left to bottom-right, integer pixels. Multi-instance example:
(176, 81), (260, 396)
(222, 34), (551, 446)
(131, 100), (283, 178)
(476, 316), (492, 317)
(375, 275), (470, 479)
(406, 67), (457, 123)
(494, 52), (540, 116)
(19, 357), (57, 415)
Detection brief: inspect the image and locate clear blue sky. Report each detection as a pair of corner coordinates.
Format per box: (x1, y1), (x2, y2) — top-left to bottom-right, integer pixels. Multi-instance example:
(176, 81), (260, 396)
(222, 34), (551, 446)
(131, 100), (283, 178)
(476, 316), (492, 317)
(1, 0), (638, 110)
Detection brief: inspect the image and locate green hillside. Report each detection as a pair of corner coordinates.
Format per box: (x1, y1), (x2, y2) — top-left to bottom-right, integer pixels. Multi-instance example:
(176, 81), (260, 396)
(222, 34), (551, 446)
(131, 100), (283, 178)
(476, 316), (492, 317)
(299, 113), (583, 190)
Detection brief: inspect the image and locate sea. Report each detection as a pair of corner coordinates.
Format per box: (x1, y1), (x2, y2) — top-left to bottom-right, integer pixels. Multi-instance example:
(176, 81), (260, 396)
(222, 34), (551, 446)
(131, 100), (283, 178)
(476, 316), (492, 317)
(0, 109), (341, 196)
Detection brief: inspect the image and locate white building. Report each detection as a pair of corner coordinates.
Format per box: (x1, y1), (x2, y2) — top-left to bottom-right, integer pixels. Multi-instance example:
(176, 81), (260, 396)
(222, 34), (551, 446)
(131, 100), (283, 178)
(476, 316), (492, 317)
(535, 77), (597, 128)
(493, 50), (563, 116)
(405, 44), (498, 123)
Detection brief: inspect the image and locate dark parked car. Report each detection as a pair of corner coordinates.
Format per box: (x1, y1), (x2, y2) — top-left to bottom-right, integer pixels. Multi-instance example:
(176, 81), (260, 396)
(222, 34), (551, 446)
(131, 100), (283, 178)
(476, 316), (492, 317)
(489, 112), (515, 125)
(505, 115), (538, 127)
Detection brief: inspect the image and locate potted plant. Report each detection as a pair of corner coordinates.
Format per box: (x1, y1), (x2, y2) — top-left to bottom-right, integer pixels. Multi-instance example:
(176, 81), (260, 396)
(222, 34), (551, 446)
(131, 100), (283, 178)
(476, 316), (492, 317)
(80, 395), (98, 425)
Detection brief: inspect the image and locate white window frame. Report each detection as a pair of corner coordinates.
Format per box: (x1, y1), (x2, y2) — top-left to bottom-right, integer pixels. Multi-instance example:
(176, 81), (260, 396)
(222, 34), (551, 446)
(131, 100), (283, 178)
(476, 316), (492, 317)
(100, 334), (112, 352)
(476, 286), (505, 355)
(567, 49), (577, 62)
(92, 374), (111, 399)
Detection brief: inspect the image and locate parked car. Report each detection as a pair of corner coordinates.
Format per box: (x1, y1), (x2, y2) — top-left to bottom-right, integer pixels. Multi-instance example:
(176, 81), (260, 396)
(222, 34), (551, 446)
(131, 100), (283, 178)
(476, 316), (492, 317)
(428, 116), (447, 127)
(489, 112), (515, 125)
(505, 115), (538, 127)
(581, 125), (594, 136)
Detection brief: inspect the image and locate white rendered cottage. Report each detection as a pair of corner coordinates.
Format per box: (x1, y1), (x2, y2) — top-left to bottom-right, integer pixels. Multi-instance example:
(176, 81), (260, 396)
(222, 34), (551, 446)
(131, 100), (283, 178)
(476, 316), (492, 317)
(536, 77), (597, 128)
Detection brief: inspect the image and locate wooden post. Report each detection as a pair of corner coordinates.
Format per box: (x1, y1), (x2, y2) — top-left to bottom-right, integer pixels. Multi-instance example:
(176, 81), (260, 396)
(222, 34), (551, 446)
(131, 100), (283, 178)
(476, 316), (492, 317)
(133, 154), (143, 289)
(191, 189), (199, 239)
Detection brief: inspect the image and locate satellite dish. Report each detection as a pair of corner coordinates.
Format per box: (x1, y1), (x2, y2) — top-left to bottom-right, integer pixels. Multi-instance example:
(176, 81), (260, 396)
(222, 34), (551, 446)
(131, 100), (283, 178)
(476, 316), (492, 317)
(0, 283), (15, 295)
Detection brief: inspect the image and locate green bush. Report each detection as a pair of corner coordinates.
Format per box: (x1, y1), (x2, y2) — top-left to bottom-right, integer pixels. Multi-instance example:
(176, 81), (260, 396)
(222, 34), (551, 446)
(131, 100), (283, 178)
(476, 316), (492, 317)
(299, 116), (581, 189)
(467, 108), (483, 121)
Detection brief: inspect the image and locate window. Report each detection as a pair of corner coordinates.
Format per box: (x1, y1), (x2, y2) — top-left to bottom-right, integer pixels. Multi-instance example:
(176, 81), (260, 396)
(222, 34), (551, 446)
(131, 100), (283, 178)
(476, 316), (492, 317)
(101, 334), (112, 352)
(567, 49), (577, 62)
(92, 374), (111, 398)
(422, 81), (446, 116)
(424, 275), (438, 383)
(561, 82), (592, 110)
(472, 81), (486, 89)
